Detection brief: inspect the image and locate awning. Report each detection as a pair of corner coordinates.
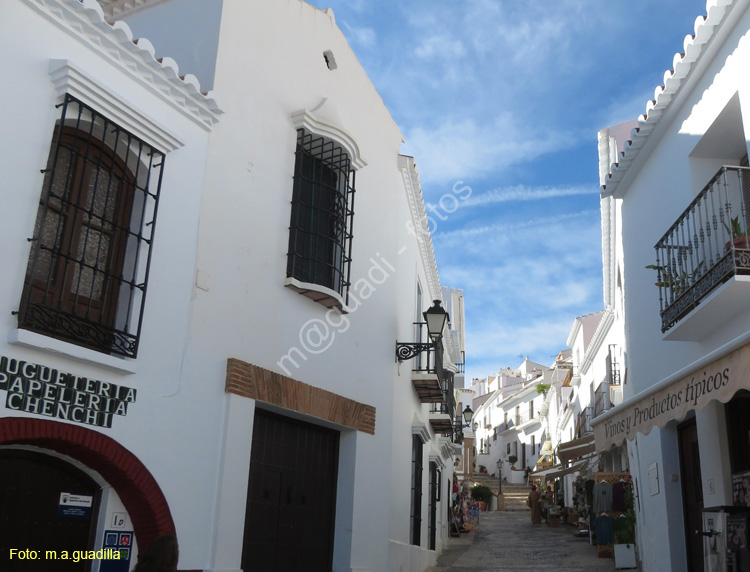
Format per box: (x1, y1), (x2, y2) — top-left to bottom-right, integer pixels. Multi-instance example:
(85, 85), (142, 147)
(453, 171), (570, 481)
(530, 460), (587, 480)
(557, 434), (596, 463)
(592, 339), (750, 452)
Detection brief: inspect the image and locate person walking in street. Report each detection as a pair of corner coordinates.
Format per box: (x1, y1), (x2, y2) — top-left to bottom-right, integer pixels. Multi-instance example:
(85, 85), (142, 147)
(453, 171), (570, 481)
(527, 484), (542, 524)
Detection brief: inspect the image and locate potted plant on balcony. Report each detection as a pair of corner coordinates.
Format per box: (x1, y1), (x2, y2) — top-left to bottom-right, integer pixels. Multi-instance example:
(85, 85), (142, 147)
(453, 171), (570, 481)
(645, 262), (704, 297)
(724, 216), (750, 251)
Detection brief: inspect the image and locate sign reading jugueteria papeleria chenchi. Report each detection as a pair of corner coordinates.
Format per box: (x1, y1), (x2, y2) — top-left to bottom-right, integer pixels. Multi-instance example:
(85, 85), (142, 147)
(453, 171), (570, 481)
(0, 355), (136, 428)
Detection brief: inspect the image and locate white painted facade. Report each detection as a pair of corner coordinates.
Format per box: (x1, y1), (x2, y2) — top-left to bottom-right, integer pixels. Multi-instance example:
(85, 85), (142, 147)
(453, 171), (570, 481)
(593, 1), (750, 570)
(471, 358), (551, 485)
(0, 1), (463, 572)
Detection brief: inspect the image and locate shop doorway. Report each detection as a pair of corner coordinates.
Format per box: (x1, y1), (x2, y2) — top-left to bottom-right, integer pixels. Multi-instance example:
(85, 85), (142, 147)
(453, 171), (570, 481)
(428, 462), (438, 550)
(242, 409), (339, 572)
(678, 419), (704, 572)
(0, 449), (101, 572)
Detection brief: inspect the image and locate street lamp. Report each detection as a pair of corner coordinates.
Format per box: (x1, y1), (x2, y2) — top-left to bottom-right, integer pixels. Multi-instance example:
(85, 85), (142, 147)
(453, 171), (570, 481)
(395, 300), (449, 361)
(423, 299), (450, 341)
(462, 405), (474, 425)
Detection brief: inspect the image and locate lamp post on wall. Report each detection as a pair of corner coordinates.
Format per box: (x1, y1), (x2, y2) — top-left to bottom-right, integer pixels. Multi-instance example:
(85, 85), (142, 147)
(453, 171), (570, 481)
(453, 405), (474, 474)
(395, 299), (449, 361)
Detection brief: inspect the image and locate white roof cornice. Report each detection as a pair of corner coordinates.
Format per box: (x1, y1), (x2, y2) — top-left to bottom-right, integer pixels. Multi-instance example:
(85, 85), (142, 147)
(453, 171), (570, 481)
(97, 0), (170, 20)
(580, 308), (614, 375)
(23, 0), (222, 130)
(601, 0), (737, 198)
(399, 155), (442, 303)
(600, 196), (614, 308)
(566, 317), (582, 348)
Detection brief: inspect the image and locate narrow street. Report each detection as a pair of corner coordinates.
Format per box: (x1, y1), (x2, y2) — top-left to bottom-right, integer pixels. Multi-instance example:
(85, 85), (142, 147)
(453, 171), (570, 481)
(428, 509), (618, 572)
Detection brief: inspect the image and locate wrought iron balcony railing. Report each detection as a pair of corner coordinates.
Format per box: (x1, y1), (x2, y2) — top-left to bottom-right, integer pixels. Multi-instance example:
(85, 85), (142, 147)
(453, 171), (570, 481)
(576, 406), (594, 438)
(653, 166), (750, 333)
(429, 381), (456, 421)
(593, 382), (612, 418)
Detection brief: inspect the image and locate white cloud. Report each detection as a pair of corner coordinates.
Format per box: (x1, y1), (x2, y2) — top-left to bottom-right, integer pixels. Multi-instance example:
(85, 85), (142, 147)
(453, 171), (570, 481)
(437, 209), (604, 379)
(402, 115), (567, 184)
(414, 36), (466, 59)
(459, 184), (600, 208)
(342, 23), (377, 49)
(433, 209), (600, 243)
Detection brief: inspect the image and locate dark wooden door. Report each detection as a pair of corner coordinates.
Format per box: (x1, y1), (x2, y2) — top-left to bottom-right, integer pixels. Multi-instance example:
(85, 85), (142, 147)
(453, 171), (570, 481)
(679, 419), (704, 572)
(428, 462), (438, 550)
(0, 450), (100, 572)
(242, 410), (339, 571)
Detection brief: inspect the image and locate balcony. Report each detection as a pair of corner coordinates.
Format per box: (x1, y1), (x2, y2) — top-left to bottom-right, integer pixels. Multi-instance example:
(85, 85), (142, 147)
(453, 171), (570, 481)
(407, 339), (447, 403)
(652, 166), (750, 339)
(576, 406), (593, 438)
(594, 380), (614, 418)
(429, 374), (456, 436)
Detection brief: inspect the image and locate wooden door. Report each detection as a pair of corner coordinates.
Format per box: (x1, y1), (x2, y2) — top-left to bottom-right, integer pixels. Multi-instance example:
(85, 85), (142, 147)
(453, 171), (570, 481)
(679, 419), (704, 572)
(242, 410), (339, 571)
(0, 450), (100, 572)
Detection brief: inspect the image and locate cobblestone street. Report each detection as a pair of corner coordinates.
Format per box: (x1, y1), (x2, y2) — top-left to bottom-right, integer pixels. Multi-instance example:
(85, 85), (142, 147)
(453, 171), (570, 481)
(428, 510), (620, 572)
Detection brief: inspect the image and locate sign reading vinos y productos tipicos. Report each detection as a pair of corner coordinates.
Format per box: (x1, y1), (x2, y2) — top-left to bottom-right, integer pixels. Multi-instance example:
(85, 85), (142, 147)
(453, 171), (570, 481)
(593, 342), (750, 451)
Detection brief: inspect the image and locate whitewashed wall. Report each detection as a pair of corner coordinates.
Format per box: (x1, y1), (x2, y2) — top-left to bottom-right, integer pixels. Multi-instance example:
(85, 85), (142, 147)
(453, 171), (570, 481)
(0, 0), (217, 569)
(1, 1), (458, 572)
(608, 4), (750, 570)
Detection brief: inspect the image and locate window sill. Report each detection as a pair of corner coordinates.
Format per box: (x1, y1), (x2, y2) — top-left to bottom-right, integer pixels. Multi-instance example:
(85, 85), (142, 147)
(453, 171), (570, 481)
(284, 277), (348, 313)
(8, 329), (136, 375)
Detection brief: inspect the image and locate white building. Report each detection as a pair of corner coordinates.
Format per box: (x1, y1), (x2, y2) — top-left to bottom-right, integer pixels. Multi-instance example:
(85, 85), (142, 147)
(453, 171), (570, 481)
(593, 1), (750, 570)
(0, 1), (463, 571)
(472, 357), (553, 484)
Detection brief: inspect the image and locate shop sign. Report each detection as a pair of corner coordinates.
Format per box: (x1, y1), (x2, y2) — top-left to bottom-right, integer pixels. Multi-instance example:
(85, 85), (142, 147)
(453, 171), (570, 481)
(57, 493), (93, 519)
(0, 355), (136, 428)
(593, 342), (750, 451)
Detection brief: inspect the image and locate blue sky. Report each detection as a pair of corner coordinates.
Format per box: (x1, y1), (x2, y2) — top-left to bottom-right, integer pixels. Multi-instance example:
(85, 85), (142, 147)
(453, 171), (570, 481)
(309, 0), (709, 384)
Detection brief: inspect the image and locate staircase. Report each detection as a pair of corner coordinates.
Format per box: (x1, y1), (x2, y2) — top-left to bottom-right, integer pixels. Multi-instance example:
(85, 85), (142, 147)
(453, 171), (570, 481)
(463, 474), (530, 512)
(466, 473), (501, 494)
(499, 483), (531, 511)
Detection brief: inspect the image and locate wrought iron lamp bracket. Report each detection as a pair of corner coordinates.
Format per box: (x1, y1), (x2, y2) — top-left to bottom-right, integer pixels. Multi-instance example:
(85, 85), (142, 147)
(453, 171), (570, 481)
(395, 341), (434, 362)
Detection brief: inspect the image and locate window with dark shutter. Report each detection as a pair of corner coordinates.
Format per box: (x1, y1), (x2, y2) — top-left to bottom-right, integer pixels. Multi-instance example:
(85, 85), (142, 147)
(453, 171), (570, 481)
(286, 129), (355, 306)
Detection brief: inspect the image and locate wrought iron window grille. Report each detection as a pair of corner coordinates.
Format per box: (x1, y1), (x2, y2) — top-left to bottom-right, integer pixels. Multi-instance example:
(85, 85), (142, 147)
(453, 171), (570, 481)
(286, 129), (355, 302)
(17, 94), (164, 358)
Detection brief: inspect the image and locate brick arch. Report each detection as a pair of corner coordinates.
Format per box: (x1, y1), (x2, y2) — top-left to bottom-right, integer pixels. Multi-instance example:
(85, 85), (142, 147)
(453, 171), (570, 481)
(0, 417), (175, 550)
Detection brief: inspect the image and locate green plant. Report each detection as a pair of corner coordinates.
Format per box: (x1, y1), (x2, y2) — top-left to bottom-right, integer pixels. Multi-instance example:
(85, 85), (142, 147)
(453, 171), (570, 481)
(508, 455), (518, 466)
(614, 514), (636, 545)
(724, 216), (746, 239)
(478, 464), (487, 472)
(645, 261), (704, 296)
(536, 383), (551, 395)
(470, 484), (494, 504)
(615, 479), (637, 545)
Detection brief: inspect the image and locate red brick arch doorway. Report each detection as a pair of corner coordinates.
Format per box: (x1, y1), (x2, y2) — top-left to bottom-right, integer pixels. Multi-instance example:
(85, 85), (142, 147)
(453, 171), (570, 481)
(0, 417), (175, 552)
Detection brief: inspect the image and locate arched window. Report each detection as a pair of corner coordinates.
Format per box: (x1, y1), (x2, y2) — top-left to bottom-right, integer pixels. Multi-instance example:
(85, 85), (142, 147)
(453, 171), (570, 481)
(18, 95), (164, 358)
